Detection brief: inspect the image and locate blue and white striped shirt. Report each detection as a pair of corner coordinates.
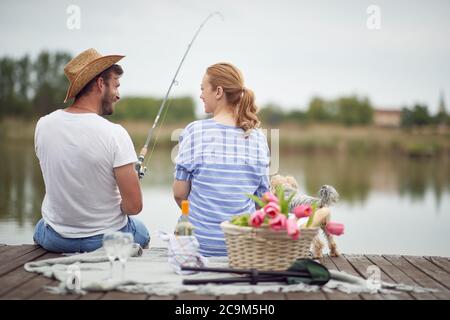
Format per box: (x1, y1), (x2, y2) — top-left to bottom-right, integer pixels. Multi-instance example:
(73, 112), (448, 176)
(174, 118), (270, 257)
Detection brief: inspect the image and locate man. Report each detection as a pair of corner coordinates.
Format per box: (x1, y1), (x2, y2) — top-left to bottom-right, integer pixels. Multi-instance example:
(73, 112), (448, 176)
(33, 48), (150, 253)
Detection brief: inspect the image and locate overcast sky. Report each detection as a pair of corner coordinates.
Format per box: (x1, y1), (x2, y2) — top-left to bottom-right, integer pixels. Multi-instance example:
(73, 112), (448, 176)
(1, 0), (449, 114)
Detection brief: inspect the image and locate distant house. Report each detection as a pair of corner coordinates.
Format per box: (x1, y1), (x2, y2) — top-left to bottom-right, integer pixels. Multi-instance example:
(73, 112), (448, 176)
(373, 109), (402, 127)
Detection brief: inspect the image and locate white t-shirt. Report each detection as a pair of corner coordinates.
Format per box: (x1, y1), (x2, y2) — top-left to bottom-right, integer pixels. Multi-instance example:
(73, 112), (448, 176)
(34, 109), (138, 238)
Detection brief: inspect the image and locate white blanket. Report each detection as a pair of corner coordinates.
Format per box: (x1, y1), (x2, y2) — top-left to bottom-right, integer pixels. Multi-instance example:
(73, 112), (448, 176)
(24, 247), (438, 296)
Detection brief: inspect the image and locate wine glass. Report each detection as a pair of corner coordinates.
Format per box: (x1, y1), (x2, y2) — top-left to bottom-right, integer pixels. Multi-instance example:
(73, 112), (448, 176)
(103, 232), (122, 280)
(117, 232), (134, 281)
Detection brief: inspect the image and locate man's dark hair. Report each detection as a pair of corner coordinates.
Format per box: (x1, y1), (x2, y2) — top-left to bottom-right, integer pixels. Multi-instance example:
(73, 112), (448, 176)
(75, 64), (123, 100)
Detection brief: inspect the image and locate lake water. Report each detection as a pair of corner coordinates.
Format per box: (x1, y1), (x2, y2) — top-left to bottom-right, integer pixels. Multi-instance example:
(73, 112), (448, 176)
(1, 140), (449, 257)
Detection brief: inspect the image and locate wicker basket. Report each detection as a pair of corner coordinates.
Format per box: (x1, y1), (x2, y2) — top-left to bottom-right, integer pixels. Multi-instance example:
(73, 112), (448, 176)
(220, 221), (319, 271)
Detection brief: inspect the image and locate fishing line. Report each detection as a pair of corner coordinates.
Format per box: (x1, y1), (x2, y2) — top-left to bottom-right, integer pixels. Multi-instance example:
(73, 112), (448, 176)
(135, 11), (223, 180)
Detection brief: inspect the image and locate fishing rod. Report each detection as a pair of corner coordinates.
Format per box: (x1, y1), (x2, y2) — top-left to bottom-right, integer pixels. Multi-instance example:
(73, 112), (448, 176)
(135, 11), (223, 180)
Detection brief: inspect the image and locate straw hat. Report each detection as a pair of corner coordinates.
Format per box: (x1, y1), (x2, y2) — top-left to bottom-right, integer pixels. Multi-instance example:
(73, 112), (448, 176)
(63, 48), (125, 103)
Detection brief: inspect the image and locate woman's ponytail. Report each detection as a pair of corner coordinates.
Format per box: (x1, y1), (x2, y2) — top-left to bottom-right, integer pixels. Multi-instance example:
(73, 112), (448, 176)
(237, 87), (260, 134)
(206, 62), (261, 134)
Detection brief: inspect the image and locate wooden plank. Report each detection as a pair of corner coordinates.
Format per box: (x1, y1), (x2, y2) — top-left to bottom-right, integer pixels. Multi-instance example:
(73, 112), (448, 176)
(0, 252), (61, 298)
(2, 273), (55, 299)
(29, 251), (61, 261)
(0, 247), (48, 277)
(344, 254), (412, 300)
(0, 245), (13, 254)
(383, 255), (450, 300)
(403, 256), (450, 289)
(101, 291), (148, 300)
(359, 293), (385, 300)
(0, 266), (38, 297)
(366, 255), (436, 300)
(148, 295), (175, 300)
(23, 250), (79, 301)
(246, 291), (286, 300)
(320, 255), (362, 300)
(319, 256), (338, 271)
(0, 245), (41, 263)
(285, 291), (327, 300)
(218, 294), (246, 300)
(176, 292), (217, 300)
(337, 254), (388, 300)
(346, 255), (394, 282)
(78, 292), (105, 300)
(0, 249), (84, 300)
(329, 255), (360, 277)
(2, 244), (448, 301)
(425, 256), (450, 274)
(320, 255), (350, 301)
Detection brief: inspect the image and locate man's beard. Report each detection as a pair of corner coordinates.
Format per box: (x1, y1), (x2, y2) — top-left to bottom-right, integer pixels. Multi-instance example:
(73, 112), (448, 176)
(101, 88), (114, 116)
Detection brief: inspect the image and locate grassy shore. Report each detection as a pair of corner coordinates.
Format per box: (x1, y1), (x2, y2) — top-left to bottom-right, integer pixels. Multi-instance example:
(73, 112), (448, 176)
(273, 122), (450, 157)
(2, 117), (449, 157)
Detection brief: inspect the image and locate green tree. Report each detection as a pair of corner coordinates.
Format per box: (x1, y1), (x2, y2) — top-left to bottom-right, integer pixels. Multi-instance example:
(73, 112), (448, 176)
(110, 96), (196, 123)
(401, 106), (414, 127)
(0, 56), (35, 117)
(33, 51), (71, 116)
(336, 95), (373, 126)
(412, 104), (431, 126)
(258, 103), (285, 126)
(307, 97), (333, 122)
(16, 56), (33, 115)
(435, 91), (448, 125)
(0, 57), (16, 118)
(286, 109), (308, 123)
(401, 104), (433, 127)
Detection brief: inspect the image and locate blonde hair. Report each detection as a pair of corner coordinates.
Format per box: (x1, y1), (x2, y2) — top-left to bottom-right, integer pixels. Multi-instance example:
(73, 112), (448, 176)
(206, 62), (260, 133)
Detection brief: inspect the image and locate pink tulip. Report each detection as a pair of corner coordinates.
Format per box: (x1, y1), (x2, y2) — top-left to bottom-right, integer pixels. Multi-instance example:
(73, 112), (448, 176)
(263, 202), (280, 219)
(262, 192), (279, 204)
(286, 217), (300, 240)
(269, 213), (287, 231)
(293, 204), (312, 219)
(326, 222), (345, 236)
(250, 210), (265, 228)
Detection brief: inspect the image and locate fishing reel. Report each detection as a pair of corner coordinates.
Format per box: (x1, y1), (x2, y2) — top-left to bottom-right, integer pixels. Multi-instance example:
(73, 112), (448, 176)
(135, 148), (148, 180)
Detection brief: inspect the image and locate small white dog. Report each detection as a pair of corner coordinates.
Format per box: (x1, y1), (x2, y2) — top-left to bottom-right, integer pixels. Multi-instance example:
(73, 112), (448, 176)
(270, 174), (340, 258)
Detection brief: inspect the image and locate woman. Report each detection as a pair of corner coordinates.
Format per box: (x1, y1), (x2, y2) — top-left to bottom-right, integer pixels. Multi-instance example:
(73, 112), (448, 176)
(173, 62), (270, 257)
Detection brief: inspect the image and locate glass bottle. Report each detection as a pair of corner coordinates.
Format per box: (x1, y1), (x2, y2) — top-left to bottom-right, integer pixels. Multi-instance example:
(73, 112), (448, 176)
(175, 200), (195, 236)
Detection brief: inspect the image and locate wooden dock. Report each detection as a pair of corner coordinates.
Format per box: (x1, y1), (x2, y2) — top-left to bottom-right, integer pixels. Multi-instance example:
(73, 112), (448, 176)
(0, 244), (449, 300)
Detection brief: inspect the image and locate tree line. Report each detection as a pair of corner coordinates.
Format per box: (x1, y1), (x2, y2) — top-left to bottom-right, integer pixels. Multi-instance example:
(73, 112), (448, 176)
(258, 95), (449, 127)
(0, 51), (196, 122)
(0, 51), (71, 118)
(401, 101), (449, 127)
(259, 95), (373, 126)
(1, 51), (448, 127)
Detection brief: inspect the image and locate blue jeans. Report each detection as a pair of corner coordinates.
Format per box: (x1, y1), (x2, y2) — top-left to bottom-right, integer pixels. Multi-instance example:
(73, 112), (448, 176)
(33, 217), (150, 253)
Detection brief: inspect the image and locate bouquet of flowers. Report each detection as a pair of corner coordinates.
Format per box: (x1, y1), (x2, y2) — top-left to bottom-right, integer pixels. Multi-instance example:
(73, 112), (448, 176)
(230, 186), (344, 240)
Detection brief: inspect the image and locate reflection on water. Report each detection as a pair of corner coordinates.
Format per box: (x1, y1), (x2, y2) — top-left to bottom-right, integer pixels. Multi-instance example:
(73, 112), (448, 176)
(282, 152), (450, 208)
(0, 141), (45, 225)
(1, 141), (449, 255)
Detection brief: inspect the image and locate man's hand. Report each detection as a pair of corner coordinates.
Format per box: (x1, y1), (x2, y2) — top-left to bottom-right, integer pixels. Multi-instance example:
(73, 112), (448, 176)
(114, 163), (142, 215)
(173, 180), (191, 208)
